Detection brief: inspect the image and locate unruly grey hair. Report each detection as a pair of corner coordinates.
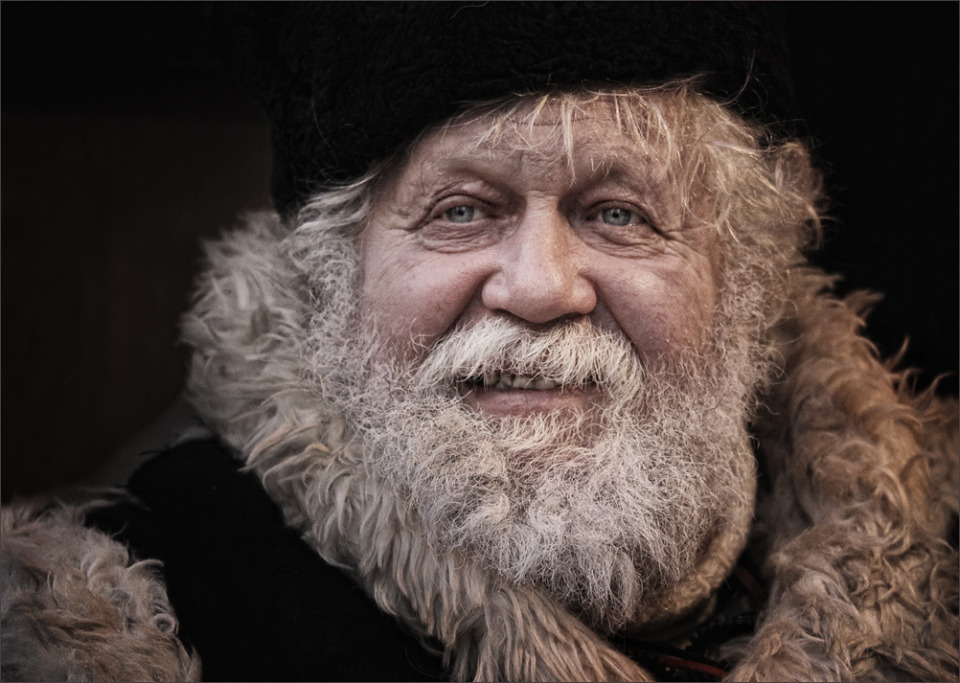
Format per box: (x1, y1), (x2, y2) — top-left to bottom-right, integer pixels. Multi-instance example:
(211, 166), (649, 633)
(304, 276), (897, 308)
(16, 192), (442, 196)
(288, 79), (824, 352)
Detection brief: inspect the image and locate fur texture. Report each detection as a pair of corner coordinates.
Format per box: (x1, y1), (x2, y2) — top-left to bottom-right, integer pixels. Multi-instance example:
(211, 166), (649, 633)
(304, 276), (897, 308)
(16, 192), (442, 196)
(177, 212), (957, 681)
(729, 277), (959, 681)
(221, 3), (796, 218)
(182, 212), (656, 680)
(1, 212), (955, 681)
(1, 501), (201, 682)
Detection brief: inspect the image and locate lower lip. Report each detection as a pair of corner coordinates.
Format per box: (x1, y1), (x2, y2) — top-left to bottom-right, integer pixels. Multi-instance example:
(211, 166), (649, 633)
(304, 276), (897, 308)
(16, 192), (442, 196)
(459, 385), (596, 416)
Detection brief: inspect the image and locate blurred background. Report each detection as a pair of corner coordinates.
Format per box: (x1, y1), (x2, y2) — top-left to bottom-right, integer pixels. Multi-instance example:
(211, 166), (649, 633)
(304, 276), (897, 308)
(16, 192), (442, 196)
(2, 3), (957, 499)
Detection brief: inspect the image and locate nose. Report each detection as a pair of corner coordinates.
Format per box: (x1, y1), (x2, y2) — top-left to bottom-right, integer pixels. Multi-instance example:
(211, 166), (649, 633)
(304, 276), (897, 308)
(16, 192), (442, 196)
(481, 205), (597, 323)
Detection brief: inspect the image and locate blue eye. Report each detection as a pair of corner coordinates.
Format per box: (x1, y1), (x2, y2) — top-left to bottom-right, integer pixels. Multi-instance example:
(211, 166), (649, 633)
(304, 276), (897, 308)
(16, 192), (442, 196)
(444, 205), (476, 223)
(600, 207), (637, 226)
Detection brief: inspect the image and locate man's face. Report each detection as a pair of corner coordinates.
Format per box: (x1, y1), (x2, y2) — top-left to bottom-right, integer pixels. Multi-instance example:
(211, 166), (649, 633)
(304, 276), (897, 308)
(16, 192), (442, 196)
(303, 99), (762, 630)
(359, 109), (722, 415)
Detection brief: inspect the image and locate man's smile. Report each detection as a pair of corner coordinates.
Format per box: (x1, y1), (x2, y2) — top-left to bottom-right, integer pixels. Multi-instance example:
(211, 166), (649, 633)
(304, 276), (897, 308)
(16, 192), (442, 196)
(471, 371), (564, 390)
(458, 373), (599, 415)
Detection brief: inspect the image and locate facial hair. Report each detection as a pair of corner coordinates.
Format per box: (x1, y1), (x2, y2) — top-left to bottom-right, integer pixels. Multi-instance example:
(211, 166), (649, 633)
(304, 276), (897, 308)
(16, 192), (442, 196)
(301, 234), (765, 631)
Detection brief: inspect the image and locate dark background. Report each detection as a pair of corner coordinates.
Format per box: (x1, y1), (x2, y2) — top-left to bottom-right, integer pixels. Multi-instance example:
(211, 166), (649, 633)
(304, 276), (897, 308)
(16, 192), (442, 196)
(2, 3), (957, 499)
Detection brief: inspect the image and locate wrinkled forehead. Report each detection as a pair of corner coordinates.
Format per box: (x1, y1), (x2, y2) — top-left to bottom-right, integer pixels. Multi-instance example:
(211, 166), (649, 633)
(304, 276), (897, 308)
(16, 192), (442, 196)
(412, 96), (674, 182)
(370, 91), (722, 228)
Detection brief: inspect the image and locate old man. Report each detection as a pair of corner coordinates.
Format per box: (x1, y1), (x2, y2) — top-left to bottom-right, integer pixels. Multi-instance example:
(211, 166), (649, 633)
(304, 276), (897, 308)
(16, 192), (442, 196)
(2, 4), (957, 681)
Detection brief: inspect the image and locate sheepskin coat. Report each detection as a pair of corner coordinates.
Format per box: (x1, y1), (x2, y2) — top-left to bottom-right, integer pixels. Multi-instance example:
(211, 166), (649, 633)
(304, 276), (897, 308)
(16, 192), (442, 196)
(2, 212), (957, 682)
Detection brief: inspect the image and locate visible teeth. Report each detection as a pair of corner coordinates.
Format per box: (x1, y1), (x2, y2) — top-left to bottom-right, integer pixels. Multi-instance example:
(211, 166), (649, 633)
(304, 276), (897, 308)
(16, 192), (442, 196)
(481, 373), (560, 390)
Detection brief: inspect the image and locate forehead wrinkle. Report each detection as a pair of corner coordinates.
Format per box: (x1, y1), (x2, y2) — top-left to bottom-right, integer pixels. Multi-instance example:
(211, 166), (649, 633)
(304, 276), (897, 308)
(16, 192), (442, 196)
(411, 140), (557, 193)
(400, 109), (682, 203)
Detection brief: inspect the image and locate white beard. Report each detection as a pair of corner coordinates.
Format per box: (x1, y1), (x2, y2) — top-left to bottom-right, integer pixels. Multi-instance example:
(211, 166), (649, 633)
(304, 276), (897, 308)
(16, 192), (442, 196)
(302, 233), (764, 630)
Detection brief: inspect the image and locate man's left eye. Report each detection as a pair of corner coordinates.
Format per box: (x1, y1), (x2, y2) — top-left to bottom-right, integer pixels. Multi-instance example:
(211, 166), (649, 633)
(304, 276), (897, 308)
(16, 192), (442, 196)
(444, 205), (477, 223)
(600, 207), (641, 226)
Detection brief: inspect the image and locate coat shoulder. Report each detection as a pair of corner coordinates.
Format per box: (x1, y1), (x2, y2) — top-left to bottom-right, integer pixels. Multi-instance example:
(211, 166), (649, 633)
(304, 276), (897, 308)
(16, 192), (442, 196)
(0, 500), (201, 682)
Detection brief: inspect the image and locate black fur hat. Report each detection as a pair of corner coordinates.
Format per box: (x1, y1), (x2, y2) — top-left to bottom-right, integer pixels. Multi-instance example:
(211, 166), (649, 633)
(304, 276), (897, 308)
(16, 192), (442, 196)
(220, 2), (794, 218)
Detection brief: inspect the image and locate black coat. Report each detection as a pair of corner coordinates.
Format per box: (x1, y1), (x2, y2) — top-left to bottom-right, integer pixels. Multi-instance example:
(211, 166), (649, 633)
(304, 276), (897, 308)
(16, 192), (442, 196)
(86, 440), (760, 682)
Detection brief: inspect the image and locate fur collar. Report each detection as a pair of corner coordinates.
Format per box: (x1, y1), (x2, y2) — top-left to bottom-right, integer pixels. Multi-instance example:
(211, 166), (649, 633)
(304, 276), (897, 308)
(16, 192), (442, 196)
(181, 212), (958, 681)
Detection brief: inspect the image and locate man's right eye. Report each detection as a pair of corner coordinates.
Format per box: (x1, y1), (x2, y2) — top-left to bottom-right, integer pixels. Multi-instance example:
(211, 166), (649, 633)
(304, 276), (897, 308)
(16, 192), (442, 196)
(444, 205), (476, 223)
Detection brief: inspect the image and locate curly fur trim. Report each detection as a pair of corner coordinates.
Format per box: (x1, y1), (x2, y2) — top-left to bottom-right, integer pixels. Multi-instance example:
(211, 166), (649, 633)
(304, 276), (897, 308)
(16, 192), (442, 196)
(181, 212), (958, 681)
(0, 501), (201, 682)
(182, 212), (655, 680)
(729, 271), (959, 681)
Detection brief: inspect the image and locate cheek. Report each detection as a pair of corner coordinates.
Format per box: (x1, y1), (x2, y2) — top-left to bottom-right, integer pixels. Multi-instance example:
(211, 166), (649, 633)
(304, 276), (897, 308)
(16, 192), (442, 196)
(599, 256), (720, 362)
(360, 246), (483, 355)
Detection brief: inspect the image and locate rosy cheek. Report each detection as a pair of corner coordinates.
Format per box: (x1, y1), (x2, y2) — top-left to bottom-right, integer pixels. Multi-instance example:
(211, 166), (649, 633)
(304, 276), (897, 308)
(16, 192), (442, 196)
(599, 260), (719, 363)
(361, 250), (488, 356)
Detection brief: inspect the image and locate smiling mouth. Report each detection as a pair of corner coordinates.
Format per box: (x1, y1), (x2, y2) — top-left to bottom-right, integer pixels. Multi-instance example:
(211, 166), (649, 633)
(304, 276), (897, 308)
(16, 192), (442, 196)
(457, 371), (600, 415)
(461, 372), (596, 391)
